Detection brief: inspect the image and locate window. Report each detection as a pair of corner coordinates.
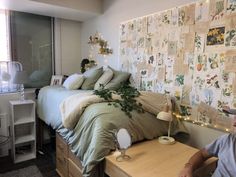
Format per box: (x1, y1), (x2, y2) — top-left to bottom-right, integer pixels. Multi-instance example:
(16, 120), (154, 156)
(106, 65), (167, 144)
(10, 11), (54, 88)
(0, 10), (54, 93)
(0, 9), (10, 61)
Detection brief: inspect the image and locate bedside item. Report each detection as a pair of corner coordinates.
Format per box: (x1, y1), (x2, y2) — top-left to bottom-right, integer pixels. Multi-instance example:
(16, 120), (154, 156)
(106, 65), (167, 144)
(156, 98), (175, 145)
(10, 100), (36, 163)
(63, 74), (84, 90)
(50, 75), (63, 86)
(106, 140), (217, 177)
(13, 70), (28, 101)
(116, 128), (131, 162)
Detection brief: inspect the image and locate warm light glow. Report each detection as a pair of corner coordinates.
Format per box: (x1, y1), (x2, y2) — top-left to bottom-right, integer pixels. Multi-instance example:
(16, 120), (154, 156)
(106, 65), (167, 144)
(0, 9), (9, 61)
(172, 111), (232, 133)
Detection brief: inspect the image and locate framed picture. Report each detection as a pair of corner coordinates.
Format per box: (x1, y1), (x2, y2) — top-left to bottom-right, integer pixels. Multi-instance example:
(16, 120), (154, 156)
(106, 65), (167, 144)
(50, 75), (63, 86)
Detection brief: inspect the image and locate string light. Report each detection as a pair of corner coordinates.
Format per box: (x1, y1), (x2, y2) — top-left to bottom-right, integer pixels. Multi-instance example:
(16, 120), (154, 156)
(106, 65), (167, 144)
(173, 112), (232, 133)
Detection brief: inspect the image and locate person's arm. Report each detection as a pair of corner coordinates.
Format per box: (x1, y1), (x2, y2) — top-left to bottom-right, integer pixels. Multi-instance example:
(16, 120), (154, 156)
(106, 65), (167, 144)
(178, 148), (213, 177)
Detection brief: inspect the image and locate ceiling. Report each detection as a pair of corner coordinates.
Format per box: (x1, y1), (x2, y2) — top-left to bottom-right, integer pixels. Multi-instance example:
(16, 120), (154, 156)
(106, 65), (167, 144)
(0, 0), (103, 21)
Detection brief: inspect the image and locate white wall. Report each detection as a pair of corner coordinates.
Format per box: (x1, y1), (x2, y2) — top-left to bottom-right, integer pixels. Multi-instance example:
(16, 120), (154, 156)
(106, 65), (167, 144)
(55, 18), (82, 75)
(34, 0), (102, 14)
(80, 0), (227, 148)
(183, 122), (225, 149)
(81, 0), (198, 68)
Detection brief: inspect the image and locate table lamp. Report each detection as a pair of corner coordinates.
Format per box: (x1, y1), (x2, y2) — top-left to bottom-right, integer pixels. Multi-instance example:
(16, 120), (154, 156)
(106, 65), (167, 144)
(156, 103), (175, 145)
(13, 71), (28, 101)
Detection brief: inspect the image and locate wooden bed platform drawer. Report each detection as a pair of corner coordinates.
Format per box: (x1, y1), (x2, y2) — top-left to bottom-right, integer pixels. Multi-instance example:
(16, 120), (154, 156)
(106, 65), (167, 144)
(56, 133), (69, 156)
(56, 133), (69, 177)
(56, 153), (68, 177)
(68, 148), (83, 177)
(68, 158), (83, 177)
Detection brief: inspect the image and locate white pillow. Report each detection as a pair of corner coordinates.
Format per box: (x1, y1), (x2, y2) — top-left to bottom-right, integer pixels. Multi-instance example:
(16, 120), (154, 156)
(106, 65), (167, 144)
(94, 68), (113, 90)
(63, 74), (84, 90)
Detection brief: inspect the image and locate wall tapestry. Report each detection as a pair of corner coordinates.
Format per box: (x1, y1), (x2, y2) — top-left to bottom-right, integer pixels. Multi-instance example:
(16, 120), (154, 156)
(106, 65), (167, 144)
(119, 0), (236, 131)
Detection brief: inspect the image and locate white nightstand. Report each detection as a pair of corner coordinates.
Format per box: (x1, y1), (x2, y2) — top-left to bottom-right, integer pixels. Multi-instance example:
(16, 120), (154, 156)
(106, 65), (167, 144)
(9, 100), (36, 163)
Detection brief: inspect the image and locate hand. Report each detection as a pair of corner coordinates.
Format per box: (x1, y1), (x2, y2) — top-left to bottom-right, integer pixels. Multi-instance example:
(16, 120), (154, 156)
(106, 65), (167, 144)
(222, 106), (232, 114)
(222, 106), (230, 111)
(178, 166), (193, 177)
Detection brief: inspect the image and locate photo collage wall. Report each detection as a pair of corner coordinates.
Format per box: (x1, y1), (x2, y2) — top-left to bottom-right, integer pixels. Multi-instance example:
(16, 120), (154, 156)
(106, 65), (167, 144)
(119, 0), (236, 129)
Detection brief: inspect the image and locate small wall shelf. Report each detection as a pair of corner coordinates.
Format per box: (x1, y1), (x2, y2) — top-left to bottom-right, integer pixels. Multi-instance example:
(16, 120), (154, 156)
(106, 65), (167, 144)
(10, 100), (36, 163)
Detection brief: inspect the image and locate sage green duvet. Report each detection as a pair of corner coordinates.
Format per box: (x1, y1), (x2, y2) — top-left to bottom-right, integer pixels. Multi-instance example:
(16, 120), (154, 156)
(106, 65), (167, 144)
(37, 86), (186, 177)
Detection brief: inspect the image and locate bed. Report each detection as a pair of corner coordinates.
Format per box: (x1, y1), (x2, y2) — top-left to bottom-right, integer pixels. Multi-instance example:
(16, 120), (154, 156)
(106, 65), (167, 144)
(37, 85), (186, 177)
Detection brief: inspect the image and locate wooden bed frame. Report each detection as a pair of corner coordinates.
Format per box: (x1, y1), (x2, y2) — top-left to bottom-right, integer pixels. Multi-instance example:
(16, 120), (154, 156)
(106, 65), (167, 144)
(55, 133), (217, 177)
(37, 118), (217, 177)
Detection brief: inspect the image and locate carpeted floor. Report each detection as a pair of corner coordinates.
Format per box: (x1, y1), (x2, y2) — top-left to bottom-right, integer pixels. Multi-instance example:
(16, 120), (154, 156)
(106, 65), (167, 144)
(0, 143), (59, 177)
(0, 165), (43, 177)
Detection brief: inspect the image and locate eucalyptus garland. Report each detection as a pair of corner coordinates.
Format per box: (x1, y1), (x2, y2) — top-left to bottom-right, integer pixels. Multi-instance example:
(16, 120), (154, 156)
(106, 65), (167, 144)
(93, 83), (144, 117)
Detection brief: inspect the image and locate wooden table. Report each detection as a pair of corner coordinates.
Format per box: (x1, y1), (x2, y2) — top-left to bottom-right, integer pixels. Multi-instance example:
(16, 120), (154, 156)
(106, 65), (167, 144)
(105, 140), (217, 177)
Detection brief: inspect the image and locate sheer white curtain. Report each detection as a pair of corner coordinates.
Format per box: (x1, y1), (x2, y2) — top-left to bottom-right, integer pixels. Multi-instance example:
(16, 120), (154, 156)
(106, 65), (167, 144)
(0, 9), (10, 62)
(0, 9), (21, 93)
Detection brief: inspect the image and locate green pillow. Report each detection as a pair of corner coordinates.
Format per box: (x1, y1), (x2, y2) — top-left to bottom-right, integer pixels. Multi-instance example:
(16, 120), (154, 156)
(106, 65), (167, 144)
(104, 66), (130, 90)
(81, 67), (103, 90)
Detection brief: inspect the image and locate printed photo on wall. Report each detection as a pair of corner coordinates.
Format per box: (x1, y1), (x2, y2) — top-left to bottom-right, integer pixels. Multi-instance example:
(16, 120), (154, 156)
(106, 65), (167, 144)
(209, 0), (225, 22)
(226, 0), (236, 15)
(147, 15), (156, 34)
(225, 29), (236, 47)
(194, 33), (205, 53)
(140, 69), (148, 78)
(195, 1), (209, 22)
(168, 41), (177, 55)
(50, 75), (63, 86)
(206, 27), (225, 45)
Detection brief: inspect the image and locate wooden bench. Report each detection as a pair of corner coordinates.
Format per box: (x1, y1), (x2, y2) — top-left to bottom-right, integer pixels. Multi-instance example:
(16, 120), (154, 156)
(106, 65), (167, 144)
(56, 133), (217, 177)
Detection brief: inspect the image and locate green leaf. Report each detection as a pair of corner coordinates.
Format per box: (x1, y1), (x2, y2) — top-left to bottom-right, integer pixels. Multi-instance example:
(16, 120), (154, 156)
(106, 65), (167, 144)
(93, 83), (144, 118)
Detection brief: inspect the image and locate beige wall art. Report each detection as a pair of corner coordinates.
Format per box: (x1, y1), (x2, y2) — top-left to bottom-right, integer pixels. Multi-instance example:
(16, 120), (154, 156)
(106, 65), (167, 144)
(119, 0), (236, 130)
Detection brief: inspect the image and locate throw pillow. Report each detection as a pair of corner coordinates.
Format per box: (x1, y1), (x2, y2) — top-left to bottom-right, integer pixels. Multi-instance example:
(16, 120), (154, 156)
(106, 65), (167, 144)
(94, 68), (113, 90)
(81, 67), (103, 90)
(63, 74), (84, 90)
(104, 66), (131, 90)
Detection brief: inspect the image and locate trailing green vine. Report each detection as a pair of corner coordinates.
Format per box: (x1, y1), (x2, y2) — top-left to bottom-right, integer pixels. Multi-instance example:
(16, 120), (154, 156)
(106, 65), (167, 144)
(93, 83), (144, 117)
